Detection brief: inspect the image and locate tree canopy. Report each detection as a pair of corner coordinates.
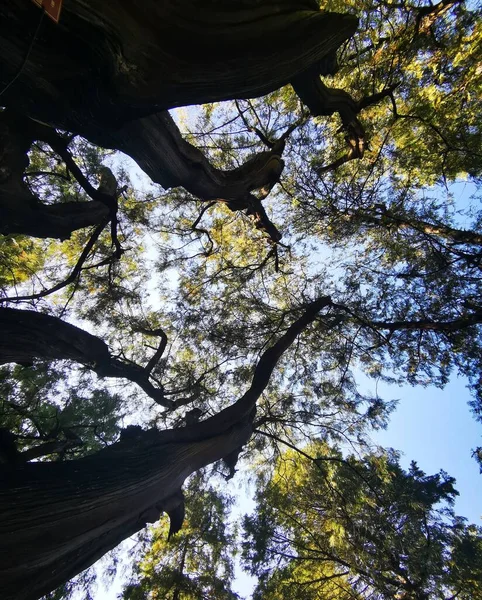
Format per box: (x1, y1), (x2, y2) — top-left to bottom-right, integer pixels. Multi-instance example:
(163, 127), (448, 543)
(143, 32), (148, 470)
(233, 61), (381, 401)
(244, 443), (482, 599)
(1, 1), (482, 599)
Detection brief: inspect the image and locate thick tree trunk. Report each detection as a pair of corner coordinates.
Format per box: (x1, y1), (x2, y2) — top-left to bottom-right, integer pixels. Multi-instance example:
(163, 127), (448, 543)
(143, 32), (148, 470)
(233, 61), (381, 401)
(0, 2), (357, 136)
(0, 2), (357, 240)
(0, 423), (251, 600)
(0, 297), (329, 600)
(0, 1), (352, 596)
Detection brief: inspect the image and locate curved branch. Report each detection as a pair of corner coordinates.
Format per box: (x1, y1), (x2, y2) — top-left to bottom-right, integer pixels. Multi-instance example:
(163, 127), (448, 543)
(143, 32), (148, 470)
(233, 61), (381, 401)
(19, 438), (83, 462)
(134, 327), (169, 376)
(0, 199), (110, 239)
(292, 76), (398, 172)
(0, 295), (336, 600)
(348, 204), (482, 246)
(191, 201), (216, 255)
(1, 4), (358, 241)
(292, 76), (366, 168)
(0, 297), (333, 600)
(0, 308), (169, 406)
(165, 295), (333, 443)
(371, 311), (482, 333)
(0, 111), (109, 239)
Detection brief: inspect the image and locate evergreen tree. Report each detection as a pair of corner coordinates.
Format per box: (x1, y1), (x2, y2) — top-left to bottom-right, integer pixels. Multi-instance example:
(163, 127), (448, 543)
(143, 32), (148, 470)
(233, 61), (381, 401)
(243, 443), (482, 599)
(0, 2), (481, 599)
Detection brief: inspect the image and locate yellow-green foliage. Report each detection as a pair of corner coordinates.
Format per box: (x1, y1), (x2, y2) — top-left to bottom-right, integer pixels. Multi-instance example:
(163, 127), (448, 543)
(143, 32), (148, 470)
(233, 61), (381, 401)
(0, 236), (45, 289)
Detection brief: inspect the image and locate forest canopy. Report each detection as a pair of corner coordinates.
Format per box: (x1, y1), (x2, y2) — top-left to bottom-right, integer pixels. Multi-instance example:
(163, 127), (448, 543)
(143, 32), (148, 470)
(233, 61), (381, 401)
(1, 0), (482, 599)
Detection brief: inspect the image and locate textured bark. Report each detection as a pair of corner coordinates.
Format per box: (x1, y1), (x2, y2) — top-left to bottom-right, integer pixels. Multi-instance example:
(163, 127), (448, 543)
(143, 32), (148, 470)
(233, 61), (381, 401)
(0, 297), (328, 599)
(0, 2), (357, 135)
(0, 308), (110, 366)
(1, 103), (287, 240)
(0, 2), (357, 596)
(102, 111), (283, 202)
(1, 2), (357, 240)
(292, 73), (368, 171)
(100, 111), (287, 239)
(0, 424), (250, 600)
(291, 74), (396, 172)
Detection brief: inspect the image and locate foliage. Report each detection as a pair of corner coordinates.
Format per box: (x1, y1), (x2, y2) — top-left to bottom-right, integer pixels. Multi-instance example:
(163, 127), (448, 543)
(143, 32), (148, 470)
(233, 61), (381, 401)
(0, 235), (45, 291)
(0, 362), (123, 461)
(121, 473), (239, 600)
(1, 1), (482, 599)
(243, 442), (482, 599)
(3, 1), (482, 445)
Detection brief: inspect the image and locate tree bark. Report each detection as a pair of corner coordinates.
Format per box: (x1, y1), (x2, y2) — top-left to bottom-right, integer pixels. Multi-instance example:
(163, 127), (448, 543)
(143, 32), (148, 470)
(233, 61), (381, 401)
(0, 297), (329, 600)
(0, 2), (357, 240)
(0, 2), (357, 596)
(0, 2), (357, 135)
(0, 424), (250, 600)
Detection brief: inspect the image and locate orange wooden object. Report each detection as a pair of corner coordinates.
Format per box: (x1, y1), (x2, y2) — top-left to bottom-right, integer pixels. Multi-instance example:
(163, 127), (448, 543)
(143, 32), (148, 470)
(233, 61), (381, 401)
(31, 0), (63, 23)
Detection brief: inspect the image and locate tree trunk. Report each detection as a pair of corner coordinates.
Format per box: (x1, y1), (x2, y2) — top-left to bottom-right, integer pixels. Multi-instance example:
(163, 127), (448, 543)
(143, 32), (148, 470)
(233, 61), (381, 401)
(0, 1), (353, 596)
(0, 297), (329, 599)
(0, 2), (357, 136)
(0, 424), (250, 600)
(1, 2), (357, 239)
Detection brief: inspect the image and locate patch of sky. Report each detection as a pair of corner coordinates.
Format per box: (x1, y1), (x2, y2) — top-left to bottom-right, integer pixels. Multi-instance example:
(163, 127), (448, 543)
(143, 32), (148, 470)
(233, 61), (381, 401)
(360, 371), (482, 524)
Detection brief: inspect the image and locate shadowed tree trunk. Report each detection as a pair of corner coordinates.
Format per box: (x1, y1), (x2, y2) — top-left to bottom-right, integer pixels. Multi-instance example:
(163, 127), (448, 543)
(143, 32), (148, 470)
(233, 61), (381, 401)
(0, 297), (330, 600)
(0, 1), (357, 134)
(0, 425), (250, 600)
(0, 2), (478, 598)
(1, 1), (357, 241)
(0, 1), (357, 598)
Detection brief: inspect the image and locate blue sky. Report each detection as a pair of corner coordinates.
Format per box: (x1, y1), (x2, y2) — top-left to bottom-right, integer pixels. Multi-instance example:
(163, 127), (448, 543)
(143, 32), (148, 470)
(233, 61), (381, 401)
(368, 375), (481, 523)
(365, 178), (482, 525)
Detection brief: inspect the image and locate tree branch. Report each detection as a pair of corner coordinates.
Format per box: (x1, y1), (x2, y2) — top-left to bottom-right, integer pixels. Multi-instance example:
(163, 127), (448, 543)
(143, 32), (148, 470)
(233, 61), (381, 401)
(0, 308), (170, 407)
(345, 204), (482, 246)
(166, 296), (333, 442)
(292, 76), (397, 173)
(19, 438), (83, 462)
(0, 112), (109, 239)
(371, 311), (482, 333)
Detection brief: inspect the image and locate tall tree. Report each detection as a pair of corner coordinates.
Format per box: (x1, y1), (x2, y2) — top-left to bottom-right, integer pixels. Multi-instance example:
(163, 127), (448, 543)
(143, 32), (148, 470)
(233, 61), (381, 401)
(243, 443), (482, 599)
(0, 1), (481, 599)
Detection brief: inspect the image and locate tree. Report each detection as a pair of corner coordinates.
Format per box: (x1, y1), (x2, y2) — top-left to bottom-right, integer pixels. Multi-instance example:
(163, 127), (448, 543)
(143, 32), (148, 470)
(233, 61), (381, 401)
(0, 1), (481, 599)
(243, 442), (482, 599)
